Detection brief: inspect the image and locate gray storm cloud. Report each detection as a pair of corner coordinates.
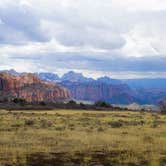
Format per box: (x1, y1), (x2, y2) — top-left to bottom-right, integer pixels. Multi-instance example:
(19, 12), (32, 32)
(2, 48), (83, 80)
(0, 0), (166, 78)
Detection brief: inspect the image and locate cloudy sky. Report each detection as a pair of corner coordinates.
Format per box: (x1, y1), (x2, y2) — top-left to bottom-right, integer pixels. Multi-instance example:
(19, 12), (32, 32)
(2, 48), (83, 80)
(0, 0), (166, 78)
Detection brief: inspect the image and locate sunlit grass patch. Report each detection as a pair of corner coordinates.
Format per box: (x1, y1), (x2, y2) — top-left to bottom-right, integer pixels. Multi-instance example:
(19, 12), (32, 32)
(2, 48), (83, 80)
(0, 109), (165, 165)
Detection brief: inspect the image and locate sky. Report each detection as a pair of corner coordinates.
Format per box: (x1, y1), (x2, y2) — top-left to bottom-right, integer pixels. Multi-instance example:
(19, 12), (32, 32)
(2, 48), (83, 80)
(0, 0), (166, 78)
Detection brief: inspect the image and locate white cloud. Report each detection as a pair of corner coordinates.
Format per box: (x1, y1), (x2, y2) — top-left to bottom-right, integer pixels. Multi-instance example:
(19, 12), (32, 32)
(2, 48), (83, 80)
(112, 0), (166, 12)
(122, 28), (159, 57)
(0, 0), (166, 77)
(77, 70), (166, 79)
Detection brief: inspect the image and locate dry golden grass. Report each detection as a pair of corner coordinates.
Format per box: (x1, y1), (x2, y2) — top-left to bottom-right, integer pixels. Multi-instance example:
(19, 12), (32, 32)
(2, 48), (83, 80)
(0, 109), (165, 166)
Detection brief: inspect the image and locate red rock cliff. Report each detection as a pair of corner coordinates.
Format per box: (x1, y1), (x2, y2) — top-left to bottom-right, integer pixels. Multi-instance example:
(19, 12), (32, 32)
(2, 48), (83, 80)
(0, 73), (70, 102)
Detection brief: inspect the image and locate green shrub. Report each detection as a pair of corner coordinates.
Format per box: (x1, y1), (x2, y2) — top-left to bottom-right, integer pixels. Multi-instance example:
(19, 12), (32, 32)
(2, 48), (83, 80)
(55, 126), (66, 131)
(39, 101), (47, 106)
(25, 119), (35, 126)
(108, 121), (123, 128)
(68, 100), (77, 105)
(94, 101), (111, 108)
(12, 98), (26, 106)
(97, 127), (105, 132)
(40, 120), (53, 128)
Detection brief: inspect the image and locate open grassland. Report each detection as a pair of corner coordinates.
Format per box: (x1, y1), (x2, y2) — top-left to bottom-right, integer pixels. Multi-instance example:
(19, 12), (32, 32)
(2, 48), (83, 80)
(0, 109), (165, 166)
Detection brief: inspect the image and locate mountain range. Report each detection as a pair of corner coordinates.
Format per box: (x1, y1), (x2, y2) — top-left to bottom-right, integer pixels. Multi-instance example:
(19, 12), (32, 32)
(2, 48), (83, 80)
(1, 69), (166, 104)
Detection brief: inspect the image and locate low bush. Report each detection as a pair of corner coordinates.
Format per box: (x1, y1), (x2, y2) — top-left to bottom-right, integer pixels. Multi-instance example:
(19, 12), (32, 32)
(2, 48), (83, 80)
(55, 126), (66, 131)
(40, 120), (53, 128)
(108, 121), (123, 128)
(97, 127), (105, 132)
(24, 119), (35, 126)
(95, 101), (111, 108)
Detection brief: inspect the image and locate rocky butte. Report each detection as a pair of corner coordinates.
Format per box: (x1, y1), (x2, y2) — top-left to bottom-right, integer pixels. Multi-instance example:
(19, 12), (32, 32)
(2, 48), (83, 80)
(0, 73), (70, 102)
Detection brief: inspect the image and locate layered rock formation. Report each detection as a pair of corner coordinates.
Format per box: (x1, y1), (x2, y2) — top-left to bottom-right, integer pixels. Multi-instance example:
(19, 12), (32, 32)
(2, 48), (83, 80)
(0, 73), (70, 102)
(60, 81), (138, 104)
(2, 70), (166, 104)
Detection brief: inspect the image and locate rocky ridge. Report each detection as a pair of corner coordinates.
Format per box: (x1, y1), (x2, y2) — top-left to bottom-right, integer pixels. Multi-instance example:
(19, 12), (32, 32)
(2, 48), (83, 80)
(0, 73), (70, 102)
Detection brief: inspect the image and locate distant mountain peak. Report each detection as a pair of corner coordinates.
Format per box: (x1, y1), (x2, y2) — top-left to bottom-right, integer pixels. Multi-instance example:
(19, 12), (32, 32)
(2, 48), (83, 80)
(38, 72), (60, 82)
(0, 69), (19, 75)
(62, 71), (83, 78)
(61, 71), (94, 82)
(97, 76), (122, 85)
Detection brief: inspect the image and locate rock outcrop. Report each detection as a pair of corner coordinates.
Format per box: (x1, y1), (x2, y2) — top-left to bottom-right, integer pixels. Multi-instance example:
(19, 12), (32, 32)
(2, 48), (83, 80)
(60, 81), (137, 104)
(2, 70), (166, 104)
(0, 73), (70, 102)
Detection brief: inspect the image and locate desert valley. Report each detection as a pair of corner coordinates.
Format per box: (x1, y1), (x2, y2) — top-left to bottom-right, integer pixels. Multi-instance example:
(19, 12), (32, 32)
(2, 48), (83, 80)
(0, 0), (166, 165)
(0, 70), (166, 166)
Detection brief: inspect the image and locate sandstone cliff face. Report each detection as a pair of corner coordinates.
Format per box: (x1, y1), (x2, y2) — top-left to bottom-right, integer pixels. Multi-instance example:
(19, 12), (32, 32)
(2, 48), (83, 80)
(0, 73), (70, 102)
(60, 81), (137, 104)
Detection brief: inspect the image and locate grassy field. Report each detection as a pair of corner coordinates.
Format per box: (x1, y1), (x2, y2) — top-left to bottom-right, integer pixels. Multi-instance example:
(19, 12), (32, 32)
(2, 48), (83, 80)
(0, 109), (165, 166)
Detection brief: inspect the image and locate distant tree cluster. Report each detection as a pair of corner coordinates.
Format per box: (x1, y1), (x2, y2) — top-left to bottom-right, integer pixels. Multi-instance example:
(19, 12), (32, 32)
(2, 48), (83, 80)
(0, 97), (122, 111)
(68, 100), (77, 105)
(94, 101), (112, 108)
(159, 100), (166, 114)
(12, 98), (26, 106)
